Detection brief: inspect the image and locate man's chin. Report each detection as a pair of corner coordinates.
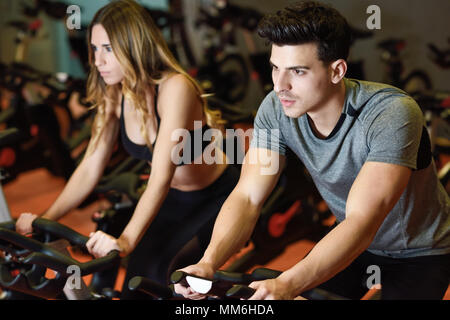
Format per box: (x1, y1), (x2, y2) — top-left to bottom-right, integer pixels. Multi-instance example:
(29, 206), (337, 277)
(282, 106), (304, 118)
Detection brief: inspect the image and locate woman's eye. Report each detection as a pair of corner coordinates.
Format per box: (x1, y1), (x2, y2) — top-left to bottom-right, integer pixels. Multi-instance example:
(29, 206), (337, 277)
(105, 46), (112, 52)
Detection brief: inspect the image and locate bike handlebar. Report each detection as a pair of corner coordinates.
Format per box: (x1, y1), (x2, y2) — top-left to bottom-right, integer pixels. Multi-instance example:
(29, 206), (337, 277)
(128, 268), (282, 300)
(427, 42), (450, 69)
(226, 284), (256, 299)
(0, 218), (120, 276)
(128, 276), (174, 300)
(169, 268), (282, 299)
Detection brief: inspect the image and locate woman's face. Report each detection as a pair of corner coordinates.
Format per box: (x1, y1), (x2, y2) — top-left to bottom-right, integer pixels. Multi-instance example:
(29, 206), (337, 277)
(90, 24), (125, 85)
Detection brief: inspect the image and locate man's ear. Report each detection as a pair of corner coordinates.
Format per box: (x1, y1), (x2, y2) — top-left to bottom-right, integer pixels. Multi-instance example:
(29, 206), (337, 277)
(329, 59), (347, 84)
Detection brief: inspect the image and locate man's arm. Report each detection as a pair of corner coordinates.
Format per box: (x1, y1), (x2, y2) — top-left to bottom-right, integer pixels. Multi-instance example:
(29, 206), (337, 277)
(174, 148), (285, 298)
(250, 161), (412, 299)
(200, 148), (286, 269)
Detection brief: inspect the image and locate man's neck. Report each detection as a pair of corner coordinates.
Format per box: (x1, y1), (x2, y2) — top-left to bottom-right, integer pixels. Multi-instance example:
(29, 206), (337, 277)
(307, 80), (346, 139)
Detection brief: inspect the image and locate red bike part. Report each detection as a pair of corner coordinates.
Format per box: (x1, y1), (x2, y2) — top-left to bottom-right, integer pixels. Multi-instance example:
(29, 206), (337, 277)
(441, 96), (450, 108)
(268, 200), (302, 238)
(30, 124), (39, 137)
(29, 19), (42, 31)
(0, 147), (16, 167)
(10, 269), (20, 277)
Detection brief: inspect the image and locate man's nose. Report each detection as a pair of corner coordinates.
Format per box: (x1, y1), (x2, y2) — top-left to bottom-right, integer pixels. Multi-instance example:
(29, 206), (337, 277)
(273, 71), (291, 93)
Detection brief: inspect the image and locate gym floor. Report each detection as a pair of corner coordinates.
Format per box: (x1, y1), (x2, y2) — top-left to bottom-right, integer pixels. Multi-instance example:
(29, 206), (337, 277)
(3, 167), (450, 300)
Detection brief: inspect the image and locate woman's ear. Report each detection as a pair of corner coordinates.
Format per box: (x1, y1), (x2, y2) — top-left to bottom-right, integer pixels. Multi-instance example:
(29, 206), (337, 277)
(329, 59), (347, 84)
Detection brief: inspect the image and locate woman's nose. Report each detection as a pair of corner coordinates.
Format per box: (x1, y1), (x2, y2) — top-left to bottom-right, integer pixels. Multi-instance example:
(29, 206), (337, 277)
(94, 51), (105, 67)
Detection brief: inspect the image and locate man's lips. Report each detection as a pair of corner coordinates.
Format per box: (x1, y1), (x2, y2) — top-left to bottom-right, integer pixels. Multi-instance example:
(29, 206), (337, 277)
(279, 97), (296, 107)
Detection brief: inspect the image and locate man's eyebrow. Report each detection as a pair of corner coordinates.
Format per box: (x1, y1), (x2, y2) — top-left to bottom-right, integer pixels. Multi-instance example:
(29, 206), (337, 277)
(269, 61), (310, 70)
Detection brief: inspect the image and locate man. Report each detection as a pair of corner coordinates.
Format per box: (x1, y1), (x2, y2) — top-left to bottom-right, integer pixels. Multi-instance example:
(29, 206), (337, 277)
(175, 1), (450, 300)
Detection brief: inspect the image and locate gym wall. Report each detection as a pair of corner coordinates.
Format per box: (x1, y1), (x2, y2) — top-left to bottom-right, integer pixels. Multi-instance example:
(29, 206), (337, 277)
(182, 0), (450, 110)
(1, 0), (449, 111)
(0, 0), (168, 78)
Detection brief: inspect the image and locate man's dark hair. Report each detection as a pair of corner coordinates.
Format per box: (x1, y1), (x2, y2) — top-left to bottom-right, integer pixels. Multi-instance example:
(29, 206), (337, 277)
(257, 1), (352, 63)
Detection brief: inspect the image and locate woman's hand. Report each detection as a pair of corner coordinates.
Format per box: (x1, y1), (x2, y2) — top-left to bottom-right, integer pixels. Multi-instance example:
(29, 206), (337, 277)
(86, 230), (123, 258)
(15, 213), (39, 235)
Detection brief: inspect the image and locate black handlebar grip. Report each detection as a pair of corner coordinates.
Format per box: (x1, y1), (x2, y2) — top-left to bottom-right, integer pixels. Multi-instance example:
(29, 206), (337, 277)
(128, 276), (173, 299)
(226, 285), (256, 299)
(80, 250), (120, 276)
(213, 270), (253, 284)
(32, 218), (89, 247)
(0, 220), (16, 231)
(0, 220), (120, 276)
(170, 270), (188, 285)
(250, 268), (282, 281)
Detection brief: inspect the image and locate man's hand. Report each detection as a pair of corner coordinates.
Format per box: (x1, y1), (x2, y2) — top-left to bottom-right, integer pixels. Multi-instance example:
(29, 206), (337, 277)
(248, 277), (298, 300)
(173, 263), (216, 300)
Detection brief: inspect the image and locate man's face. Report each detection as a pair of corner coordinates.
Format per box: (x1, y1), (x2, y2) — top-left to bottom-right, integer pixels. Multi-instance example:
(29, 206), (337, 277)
(270, 43), (332, 118)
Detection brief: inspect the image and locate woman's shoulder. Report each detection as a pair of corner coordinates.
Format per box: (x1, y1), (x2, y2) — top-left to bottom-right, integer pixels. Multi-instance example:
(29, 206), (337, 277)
(156, 72), (203, 123)
(159, 72), (198, 97)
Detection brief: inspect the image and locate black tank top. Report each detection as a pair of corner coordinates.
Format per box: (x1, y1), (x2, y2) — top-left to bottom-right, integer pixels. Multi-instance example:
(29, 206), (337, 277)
(119, 86), (211, 165)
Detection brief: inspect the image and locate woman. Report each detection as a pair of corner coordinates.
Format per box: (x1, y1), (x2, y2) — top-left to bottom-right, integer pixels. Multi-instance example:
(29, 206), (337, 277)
(16, 0), (239, 299)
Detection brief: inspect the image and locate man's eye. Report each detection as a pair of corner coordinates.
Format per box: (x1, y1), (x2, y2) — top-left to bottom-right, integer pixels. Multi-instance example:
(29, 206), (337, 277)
(293, 69), (304, 75)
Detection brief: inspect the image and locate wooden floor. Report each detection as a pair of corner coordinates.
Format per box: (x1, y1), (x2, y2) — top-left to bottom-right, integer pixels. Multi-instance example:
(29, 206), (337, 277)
(2, 168), (449, 300)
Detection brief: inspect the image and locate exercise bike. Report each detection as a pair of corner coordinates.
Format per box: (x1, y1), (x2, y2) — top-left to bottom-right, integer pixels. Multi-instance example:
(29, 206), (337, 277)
(0, 218), (120, 300)
(377, 38), (433, 94)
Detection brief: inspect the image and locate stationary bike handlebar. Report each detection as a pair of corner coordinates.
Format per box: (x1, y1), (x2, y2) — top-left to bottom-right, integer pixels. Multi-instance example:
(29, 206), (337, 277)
(129, 267), (282, 300)
(427, 41), (450, 69)
(0, 218), (120, 276)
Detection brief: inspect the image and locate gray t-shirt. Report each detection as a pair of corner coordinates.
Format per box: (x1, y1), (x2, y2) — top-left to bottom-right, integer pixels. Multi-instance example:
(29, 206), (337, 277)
(250, 78), (450, 258)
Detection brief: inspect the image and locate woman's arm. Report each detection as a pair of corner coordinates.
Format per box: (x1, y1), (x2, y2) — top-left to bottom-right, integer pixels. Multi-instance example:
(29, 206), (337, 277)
(16, 107), (119, 234)
(43, 115), (120, 220)
(87, 74), (205, 257)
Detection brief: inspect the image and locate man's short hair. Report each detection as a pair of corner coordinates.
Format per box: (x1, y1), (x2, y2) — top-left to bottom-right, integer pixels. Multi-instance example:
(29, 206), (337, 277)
(257, 1), (352, 63)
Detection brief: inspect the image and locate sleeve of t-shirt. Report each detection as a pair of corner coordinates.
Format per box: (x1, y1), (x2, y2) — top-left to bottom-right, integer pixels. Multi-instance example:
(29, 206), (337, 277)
(365, 94), (425, 170)
(249, 92), (287, 155)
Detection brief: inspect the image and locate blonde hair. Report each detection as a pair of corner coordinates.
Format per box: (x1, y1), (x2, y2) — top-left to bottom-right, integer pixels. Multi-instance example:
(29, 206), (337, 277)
(85, 0), (223, 155)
